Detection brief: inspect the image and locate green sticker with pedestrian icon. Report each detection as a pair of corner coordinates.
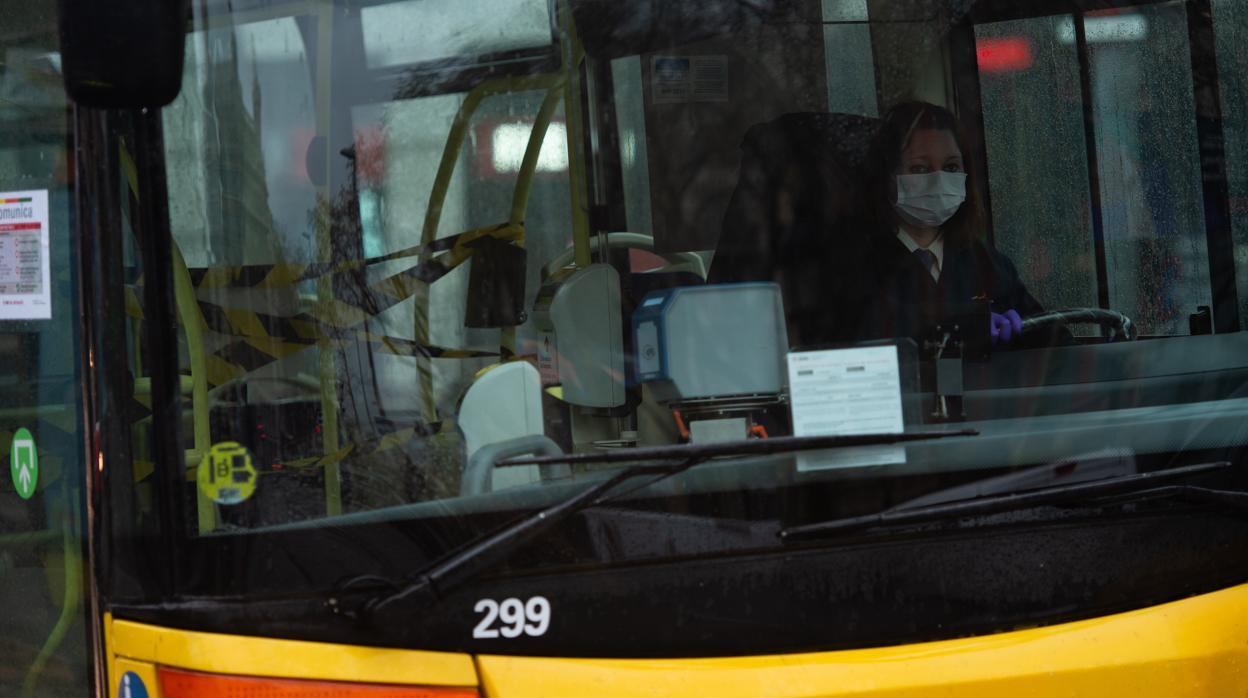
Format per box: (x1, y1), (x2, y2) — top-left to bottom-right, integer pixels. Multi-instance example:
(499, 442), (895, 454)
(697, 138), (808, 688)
(10, 427), (37, 499)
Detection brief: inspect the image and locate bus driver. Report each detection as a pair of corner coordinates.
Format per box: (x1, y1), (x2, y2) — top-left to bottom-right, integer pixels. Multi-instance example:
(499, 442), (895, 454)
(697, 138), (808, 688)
(853, 101), (1049, 347)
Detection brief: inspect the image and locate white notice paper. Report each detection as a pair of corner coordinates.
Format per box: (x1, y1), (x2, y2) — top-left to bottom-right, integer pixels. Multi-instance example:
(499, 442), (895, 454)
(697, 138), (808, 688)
(652, 56), (729, 104)
(788, 345), (906, 471)
(0, 189), (50, 320)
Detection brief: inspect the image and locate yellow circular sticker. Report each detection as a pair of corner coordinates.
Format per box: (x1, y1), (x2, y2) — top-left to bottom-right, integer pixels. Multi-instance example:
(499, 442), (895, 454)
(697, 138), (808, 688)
(197, 441), (257, 505)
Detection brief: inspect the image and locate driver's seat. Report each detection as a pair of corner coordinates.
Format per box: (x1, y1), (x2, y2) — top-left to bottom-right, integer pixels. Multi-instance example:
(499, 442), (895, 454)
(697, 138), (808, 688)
(710, 112), (879, 346)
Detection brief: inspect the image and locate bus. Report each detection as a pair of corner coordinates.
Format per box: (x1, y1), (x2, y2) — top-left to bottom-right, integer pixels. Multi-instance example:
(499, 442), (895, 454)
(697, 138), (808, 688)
(5, 0), (1248, 695)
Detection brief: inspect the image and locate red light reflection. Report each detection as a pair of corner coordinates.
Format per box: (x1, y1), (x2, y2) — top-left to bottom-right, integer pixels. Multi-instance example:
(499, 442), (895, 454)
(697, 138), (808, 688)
(976, 37), (1034, 73)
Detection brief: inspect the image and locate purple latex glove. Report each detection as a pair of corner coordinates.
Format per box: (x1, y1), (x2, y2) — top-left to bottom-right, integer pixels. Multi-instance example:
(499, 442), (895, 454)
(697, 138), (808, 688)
(990, 309), (1023, 346)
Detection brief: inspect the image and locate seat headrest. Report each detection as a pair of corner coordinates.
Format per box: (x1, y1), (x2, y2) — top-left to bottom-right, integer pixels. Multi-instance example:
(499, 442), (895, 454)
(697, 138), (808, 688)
(739, 111), (880, 179)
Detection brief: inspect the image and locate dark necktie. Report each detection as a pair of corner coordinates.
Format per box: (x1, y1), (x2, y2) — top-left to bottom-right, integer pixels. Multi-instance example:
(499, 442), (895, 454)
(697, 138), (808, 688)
(913, 248), (938, 276)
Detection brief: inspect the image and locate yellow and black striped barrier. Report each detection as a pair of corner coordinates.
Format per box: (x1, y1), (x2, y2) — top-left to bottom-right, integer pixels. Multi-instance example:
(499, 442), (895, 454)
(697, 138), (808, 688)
(124, 221), (522, 385)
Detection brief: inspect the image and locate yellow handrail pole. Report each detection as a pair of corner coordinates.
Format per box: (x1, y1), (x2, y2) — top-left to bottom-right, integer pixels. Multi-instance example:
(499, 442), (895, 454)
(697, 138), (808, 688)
(170, 242), (216, 533)
(509, 85), (566, 228)
(500, 82), (566, 356)
(316, 241), (342, 515)
(171, 243), (210, 459)
(559, 0), (592, 268)
(121, 141), (216, 532)
(414, 72), (562, 414)
(314, 0), (343, 516)
(419, 73), (564, 250)
(317, 309), (342, 515)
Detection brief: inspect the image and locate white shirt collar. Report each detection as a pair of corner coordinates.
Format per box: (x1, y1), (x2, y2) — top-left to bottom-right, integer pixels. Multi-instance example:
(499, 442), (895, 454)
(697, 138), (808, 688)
(896, 230), (944, 282)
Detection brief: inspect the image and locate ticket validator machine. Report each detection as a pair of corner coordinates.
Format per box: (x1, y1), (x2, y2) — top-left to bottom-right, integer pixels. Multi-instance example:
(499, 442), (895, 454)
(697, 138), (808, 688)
(632, 283), (789, 443)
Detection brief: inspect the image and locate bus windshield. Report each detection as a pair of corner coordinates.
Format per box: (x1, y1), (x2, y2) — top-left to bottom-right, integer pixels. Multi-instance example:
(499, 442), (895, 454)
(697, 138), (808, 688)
(114, 0), (1248, 593)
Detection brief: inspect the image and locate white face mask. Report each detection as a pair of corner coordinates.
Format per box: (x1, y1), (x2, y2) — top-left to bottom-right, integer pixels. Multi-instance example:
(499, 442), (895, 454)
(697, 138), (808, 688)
(893, 171), (967, 228)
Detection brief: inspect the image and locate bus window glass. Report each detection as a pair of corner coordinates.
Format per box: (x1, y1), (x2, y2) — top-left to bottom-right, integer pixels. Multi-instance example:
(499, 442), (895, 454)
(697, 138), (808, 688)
(978, 15), (1099, 317)
(1212, 0), (1248, 327)
(361, 0), (553, 69)
(156, 0), (574, 528)
(1088, 3), (1212, 335)
(630, 23), (830, 253)
(822, 0), (878, 117)
(164, 16), (318, 268)
(612, 56), (656, 238)
(868, 4), (952, 107)
(0, 6), (90, 694)
(107, 0), (1248, 614)
(348, 92), (572, 425)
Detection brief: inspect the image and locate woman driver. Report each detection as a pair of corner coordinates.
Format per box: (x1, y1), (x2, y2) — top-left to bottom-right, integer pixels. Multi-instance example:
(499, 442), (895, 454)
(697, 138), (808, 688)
(853, 101), (1048, 347)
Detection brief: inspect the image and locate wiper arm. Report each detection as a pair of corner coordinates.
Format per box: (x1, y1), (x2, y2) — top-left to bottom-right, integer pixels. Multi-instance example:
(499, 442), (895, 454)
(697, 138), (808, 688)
(497, 429), (977, 467)
(780, 460), (1237, 542)
(361, 429), (976, 623)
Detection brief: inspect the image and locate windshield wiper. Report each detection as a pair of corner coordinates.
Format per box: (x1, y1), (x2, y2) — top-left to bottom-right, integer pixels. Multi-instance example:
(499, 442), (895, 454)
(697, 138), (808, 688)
(357, 429), (976, 623)
(494, 430), (974, 467)
(780, 460), (1242, 542)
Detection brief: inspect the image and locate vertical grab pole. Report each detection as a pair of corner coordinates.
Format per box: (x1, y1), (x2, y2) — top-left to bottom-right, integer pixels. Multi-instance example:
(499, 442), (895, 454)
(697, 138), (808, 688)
(413, 74), (561, 412)
(170, 243), (214, 531)
(559, 1), (592, 269)
(509, 86), (566, 228)
(314, 0), (344, 517)
(414, 86), (495, 420)
(120, 142), (214, 532)
(501, 84), (567, 357)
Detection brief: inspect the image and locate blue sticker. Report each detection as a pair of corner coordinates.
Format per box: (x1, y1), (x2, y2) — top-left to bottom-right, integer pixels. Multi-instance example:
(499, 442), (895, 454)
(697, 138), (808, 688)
(119, 671), (149, 698)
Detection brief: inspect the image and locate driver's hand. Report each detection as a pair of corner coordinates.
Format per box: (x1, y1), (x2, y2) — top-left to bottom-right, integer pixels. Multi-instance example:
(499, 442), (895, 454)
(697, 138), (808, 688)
(990, 309), (1023, 346)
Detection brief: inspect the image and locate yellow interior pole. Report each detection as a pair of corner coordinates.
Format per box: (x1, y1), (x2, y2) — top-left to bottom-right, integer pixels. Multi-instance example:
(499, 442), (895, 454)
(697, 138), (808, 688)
(170, 242), (216, 533)
(500, 83), (566, 357)
(170, 243), (209, 462)
(419, 74), (563, 249)
(559, 1), (592, 268)
(413, 73), (562, 409)
(315, 2), (343, 516)
(509, 85), (566, 228)
(122, 141), (216, 532)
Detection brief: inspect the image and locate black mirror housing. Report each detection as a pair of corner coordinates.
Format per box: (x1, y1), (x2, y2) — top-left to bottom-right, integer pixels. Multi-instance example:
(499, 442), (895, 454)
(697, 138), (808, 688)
(57, 0), (189, 108)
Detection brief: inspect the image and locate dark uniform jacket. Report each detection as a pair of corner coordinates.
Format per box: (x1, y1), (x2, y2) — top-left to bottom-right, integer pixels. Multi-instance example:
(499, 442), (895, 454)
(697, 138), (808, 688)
(711, 112), (1055, 347)
(855, 234), (1046, 343)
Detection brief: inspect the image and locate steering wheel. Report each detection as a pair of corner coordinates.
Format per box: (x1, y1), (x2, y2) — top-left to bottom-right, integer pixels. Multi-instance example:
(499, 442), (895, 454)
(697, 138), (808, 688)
(1020, 308), (1138, 341)
(541, 232), (706, 280)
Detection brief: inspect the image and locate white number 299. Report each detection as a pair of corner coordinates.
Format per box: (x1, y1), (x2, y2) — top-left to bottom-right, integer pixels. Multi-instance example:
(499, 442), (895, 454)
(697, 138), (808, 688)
(472, 596), (551, 638)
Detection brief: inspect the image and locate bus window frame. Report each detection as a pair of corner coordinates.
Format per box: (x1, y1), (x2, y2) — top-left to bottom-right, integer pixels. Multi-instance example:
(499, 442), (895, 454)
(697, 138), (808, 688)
(193, 0), (565, 103)
(95, 0), (584, 604)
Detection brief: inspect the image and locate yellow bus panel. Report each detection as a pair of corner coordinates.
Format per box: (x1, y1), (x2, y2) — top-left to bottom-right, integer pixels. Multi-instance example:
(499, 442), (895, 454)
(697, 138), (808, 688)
(477, 582), (1248, 697)
(108, 615), (477, 692)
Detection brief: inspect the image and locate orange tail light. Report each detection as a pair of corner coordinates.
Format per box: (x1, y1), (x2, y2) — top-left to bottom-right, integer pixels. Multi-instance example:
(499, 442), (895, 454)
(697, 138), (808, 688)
(158, 667), (479, 698)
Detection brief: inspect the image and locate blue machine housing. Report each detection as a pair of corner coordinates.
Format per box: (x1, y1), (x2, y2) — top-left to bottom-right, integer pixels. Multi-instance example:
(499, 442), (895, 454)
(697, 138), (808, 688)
(631, 282), (789, 402)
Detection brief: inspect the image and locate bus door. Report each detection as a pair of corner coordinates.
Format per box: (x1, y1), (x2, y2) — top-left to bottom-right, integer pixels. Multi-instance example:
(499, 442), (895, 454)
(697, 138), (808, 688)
(963, 0), (1237, 338)
(103, 0), (581, 536)
(0, 2), (92, 697)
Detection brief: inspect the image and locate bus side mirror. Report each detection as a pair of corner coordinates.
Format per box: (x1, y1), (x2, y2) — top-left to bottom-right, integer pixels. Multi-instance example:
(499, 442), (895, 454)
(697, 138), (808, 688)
(57, 0), (189, 108)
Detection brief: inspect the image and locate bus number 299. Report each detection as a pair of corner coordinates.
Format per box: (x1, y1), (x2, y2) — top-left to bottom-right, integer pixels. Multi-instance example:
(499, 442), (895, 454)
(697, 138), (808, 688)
(472, 596), (551, 638)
